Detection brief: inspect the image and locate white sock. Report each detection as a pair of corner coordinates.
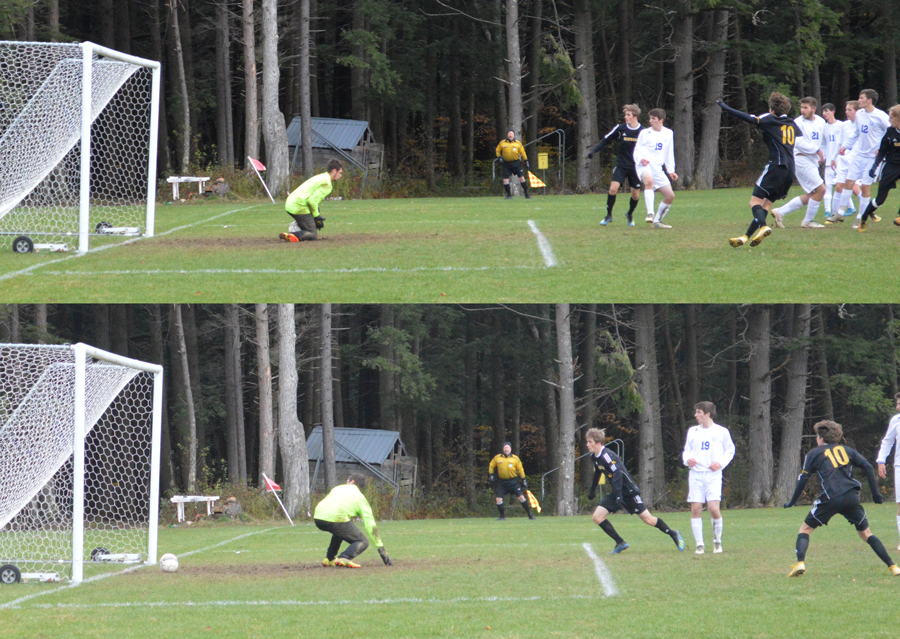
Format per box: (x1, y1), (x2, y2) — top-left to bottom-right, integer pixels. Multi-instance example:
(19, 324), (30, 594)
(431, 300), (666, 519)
(644, 189), (655, 217)
(838, 188), (852, 211)
(802, 199), (821, 224)
(712, 517), (723, 543)
(691, 517), (704, 547)
(832, 190), (842, 212)
(655, 202), (671, 223)
(780, 196), (804, 215)
(823, 184), (833, 214)
(858, 196), (870, 218)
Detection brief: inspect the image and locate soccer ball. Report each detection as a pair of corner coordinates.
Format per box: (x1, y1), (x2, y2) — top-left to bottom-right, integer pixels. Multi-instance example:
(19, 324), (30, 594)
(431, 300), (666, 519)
(159, 553), (179, 573)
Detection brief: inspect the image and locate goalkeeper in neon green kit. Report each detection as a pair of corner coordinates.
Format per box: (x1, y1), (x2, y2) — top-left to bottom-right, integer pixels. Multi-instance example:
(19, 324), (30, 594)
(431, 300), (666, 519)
(279, 159), (343, 242)
(313, 473), (393, 568)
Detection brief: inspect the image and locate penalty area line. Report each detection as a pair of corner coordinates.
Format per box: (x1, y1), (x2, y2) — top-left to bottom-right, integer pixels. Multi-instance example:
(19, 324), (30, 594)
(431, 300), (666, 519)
(13, 593), (602, 611)
(527, 220), (557, 267)
(34, 265), (545, 277)
(582, 543), (619, 597)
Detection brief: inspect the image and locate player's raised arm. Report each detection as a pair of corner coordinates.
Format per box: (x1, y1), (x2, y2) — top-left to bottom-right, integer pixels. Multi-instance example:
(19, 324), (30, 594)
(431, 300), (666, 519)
(717, 100), (759, 125)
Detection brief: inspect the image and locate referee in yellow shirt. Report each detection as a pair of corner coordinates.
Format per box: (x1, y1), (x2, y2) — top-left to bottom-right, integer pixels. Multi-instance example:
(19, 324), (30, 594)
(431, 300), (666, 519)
(495, 130), (532, 199)
(488, 442), (536, 520)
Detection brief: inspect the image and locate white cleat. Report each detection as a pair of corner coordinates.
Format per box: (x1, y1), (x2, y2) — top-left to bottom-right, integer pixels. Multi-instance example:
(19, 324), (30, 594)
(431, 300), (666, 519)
(645, 214), (654, 224)
(695, 545), (705, 555)
(713, 541), (722, 554)
(771, 208), (785, 228)
(652, 222), (672, 229)
(800, 221), (824, 228)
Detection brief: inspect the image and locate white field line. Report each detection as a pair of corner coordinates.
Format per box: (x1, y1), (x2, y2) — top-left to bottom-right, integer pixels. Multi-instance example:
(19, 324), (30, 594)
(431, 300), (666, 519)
(12, 593), (601, 611)
(0, 527), (276, 611)
(581, 543), (619, 597)
(527, 220), (557, 267)
(0, 204), (265, 283)
(31, 265), (546, 277)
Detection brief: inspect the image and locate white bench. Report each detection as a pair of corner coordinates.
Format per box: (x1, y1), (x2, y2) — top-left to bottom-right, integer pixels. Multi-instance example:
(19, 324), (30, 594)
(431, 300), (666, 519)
(166, 176), (210, 200)
(170, 495), (220, 523)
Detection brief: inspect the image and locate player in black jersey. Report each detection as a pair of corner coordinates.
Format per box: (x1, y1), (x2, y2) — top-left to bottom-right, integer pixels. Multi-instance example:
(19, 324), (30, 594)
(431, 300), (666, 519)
(860, 105), (900, 231)
(585, 428), (685, 554)
(588, 104), (645, 226)
(783, 420), (900, 578)
(717, 93), (801, 248)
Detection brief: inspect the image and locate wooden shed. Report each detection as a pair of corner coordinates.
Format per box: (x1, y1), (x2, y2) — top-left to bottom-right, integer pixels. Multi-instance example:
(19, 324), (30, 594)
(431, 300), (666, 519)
(286, 117), (384, 179)
(306, 427), (417, 500)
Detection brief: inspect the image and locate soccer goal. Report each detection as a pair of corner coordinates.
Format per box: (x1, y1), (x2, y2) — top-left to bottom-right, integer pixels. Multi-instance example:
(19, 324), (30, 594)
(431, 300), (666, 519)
(0, 343), (162, 585)
(0, 41), (160, 254)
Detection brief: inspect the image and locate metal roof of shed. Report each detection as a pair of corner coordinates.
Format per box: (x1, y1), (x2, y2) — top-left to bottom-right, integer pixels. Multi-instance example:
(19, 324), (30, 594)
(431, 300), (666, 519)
(286, 117), (370, 150)
(306, 427), (401, 465)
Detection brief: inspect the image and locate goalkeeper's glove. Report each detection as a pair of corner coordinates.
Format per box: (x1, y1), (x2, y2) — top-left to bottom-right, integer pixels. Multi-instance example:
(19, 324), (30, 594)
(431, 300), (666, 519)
(869, 168), (877, 179)
(489, 474), (495, 484)
(587, 152), (594, 159)
(379, 547), (393, 566)
(521, 478), (528, 489)
(783, 501), (794, 508)
(314, 215), (325, 229)
(874, 493), (885, 504)
(587, 487), (596, 501)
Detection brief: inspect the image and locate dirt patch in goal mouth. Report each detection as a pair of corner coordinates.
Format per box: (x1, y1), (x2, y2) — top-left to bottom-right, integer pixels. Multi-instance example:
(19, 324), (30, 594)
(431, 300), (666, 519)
(159, 233), (435, 251)
(176, 556), (483, 578)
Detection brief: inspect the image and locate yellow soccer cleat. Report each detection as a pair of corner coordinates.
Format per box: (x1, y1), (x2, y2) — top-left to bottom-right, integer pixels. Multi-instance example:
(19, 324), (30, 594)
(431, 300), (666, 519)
(788, 562), (806, 577)
(858, 220), (867, 232)
(322, 558), (336, 567)
(749, 226), (772, 247)
(872, 214), (881, 223)
(334, 558), (362, 569)
(729, 235), (748, 248)
(890, 564), (900, 577)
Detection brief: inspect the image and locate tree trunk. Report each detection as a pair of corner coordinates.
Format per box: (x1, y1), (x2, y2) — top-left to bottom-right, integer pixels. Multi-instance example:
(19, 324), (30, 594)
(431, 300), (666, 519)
(350, 1), (366, 121)
(171, 304), (198, 492)
(526, 0), (542, 145)
(110, 305), (128, 356)
(618, 0), (633, 103)
(224, 305), (241, 483)
(299, 0), (314, 175)
(492, 0), (507, 139)
(634, 304), (665, 506)
(729, 18), (752, 154)
(99, 0), (114, 48)
(169, 0), (191, 173)
(34, 304), (48, 344)
(491, 315), (505, 454)
(115, 0), (131, 54)
(261, 0), (289, 196)
(578, 305), (597, 489)
(215, 1), (233, 167)
(93, 306), (110, 351)
(672, 0), (695, 188)
(883, 0), (898, 106)
(278, 304), (310, 518)
(48, 0), (60, 42)
(464, 314), (477, 509)
(506, 0), (523, 138)
(321, 304), (337, 490)
(747, 306), (773, 506)
(243, 0), (259, 167)
(424, 38), (436, 192)
(148, 0), (170, 173)
(150, 306), (175, 494)
(694, 9), (728, 190)
(574, 0), (596, 191)
(775, 304), (811, 504)
(555, 304), (577, 516)
(379, 306), (398, 431)
(256, 304), (275, 486)
(813, 306), (834, 420)
(684, 305), (700, 409)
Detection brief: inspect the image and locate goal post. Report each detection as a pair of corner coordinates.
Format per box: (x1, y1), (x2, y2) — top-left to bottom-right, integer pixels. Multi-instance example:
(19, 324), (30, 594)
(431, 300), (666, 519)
(0, 343), (163, 585)
(0, 41), (161, 254)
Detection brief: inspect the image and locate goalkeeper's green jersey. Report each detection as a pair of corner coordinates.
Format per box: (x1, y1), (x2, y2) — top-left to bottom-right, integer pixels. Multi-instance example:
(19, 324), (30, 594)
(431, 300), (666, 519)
(285, 172), (333, 217)
(313, 483), (383, 547)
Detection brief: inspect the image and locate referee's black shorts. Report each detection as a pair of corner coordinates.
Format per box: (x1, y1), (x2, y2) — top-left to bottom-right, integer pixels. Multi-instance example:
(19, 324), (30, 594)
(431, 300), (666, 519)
(804, 490), (868, 531)
(752, 163), (794, 202)
(502, 160), (525, 179)
(495, 478), (524, 499)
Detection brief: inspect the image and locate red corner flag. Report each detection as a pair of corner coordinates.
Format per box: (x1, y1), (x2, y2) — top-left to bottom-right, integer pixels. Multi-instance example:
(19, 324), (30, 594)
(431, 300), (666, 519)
(264, 475), (281, 491)
(248, 157), (267, 172)
(263, 473), (293, 525)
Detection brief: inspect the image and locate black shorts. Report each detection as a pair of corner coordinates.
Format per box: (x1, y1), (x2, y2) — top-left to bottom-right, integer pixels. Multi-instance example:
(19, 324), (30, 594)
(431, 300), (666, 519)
(611, 165), (642, 190)
(502, 160), (525, 179)
(804, 490), (868, 531)
(495, 478), (524, 499)
(752, 163), (794, 202)
(876, 163), (900, 192)
(599, 492), (648, 515)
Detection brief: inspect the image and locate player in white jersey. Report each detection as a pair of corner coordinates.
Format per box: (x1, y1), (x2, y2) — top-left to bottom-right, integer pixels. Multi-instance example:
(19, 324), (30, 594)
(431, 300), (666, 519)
(827, 101), (860, 222)
(876, 393), (900, 550)
(837, 89), (891, 227)
(633, 108), (678, 229)
(820, 104), (842, 217)
(682, 401), (735, 554)
(771, 97), (827, 228)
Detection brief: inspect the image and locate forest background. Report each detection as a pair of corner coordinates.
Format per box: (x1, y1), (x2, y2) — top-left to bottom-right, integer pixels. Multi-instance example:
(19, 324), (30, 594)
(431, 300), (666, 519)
(1, 0), (897, 197)
(2, 304), (898, 519)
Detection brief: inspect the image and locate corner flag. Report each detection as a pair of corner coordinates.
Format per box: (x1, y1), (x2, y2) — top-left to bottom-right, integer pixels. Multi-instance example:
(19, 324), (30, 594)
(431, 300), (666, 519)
(247, 156), (276, 203)
(262, 473), (293, 525)
(527, 171), (545, 189)
(526, 490), (541, 513)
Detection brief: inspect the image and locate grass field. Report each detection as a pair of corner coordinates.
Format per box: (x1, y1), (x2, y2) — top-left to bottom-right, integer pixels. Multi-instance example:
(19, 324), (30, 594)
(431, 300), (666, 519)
(2, 507), (900, 638)
(0, 187), (898, 303)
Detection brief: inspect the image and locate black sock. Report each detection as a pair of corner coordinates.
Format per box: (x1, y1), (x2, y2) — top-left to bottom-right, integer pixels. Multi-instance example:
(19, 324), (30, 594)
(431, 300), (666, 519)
(497, 503), (506, 518)
(606, 194), (616, 217)
(796, 533), (809, 561)
(861, 201), (878, 222)
(654, 518), (672, 535)
(520, 499), (531, 513)
(504, 183), (511, 196)
(521, 180), (529, 196)
(752, 204), (768, 224)
(867, 535), (894, 567)
(628, 197), (639, 214)
(599, 520), (625, 544)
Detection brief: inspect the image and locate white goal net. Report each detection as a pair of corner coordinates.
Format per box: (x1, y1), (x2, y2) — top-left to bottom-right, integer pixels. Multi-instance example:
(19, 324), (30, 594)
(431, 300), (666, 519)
(0, 343), (162, 584)
(0, 41), (160, 254)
